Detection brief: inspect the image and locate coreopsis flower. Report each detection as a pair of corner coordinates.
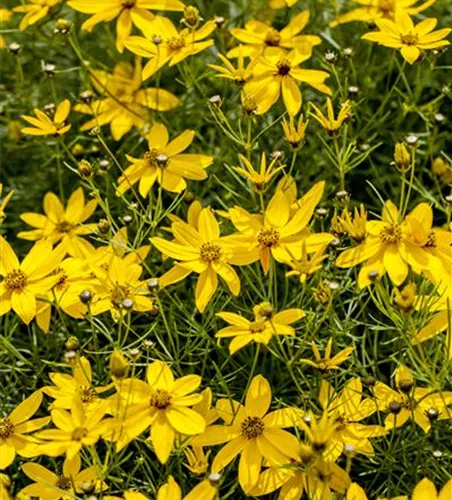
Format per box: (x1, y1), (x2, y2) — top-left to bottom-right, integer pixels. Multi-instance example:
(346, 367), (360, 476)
(285, 242), (329, 283)
(192, 375), (303, 493)
(0, 9), (12, 49)
(0, 391), (50, 469)
(330, 0), (437, 27)
(319, 378), (386, 457)
(281, 114), (308, 148)
(335, 200), (433, 288)
(216, 303), (305, 354)
(18, 188), (97, 258)
(309, 98), (352, 135)
(208, 51), (255, 85)
(35, 397), (111, 459)
(117, 123), (213, 196)
(394, 142), (411, 170)
(334, 205), (368, 242)
(234, 153), (284, 192)
(244, 48), (331, 116)
(67, 0), (185, 52)
(151, 208), (255, 312)
(20, 454), (107, 498)
(227, 11), (321, 59)
(393, 282), (417, 311)
(13, 0), (63, 31)
(89, 256), (154, 320)
(362, 13), (451, 65)
(124, 17), (216, 80)
(0, 237), (64, 324)
(113, 360), (205, 463)
(21, 100), (71, 137)
(373, 365), (452, 432)
(223, 183), (332, 274)
(0, 184), (13, 223)
(300, 338), (354, 372)
(75, 59), (179, 140)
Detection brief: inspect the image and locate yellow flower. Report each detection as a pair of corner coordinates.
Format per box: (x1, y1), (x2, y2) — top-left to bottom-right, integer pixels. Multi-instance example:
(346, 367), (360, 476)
(20, 454), (107, 499)
(18, 188), (97, 257)
(0, 391), (50, 470)
(0, 237), (64, 324)
(334, 204), (368, 242)
(331, 0), (437, 27)
(75, 59), (179, 140)
(362, 13), (451, 64)
(281, 114), (308, 148)
(319, 378), (386, 458)
(0, 184), (13, 223)
(227, 11), (320, 59)
(184, 445), (210, 475)
(300, 338), (354, 372)
(124, 17), (216, 80)
(114, 360), (205, 463)
(410, 478), (452, 500)
(192, 375), (303, 493)
(309, 98), (352, 135)
(285, 242), (329, 283)
(335, 200), (434, 288)
(35, 397), (112, 459)
(21, 100), (71, 137)
(151, 208), (254, 312)
(208, 51), (255, 85)
(13, 0), (63, 31)
(373, 365), (452, 433)
(216, 304), (305, 354)
(393, 282), (417, 311)
(234, 153), (284, 192)
(0, 474), (11, 500)
(269, 0), (298, 9)
(117, 123), (213, 196)
(109, 350), (130, 380)
(67, 0), (185, 52)
(244, 48), (331, 116)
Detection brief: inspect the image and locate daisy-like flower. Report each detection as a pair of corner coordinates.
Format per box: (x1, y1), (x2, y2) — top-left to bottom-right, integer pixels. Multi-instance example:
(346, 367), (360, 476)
(333, 204), (368, 243)
(309, 98), (352, 136)
(13, 0), (63, 31)
(117, 123), (213, 196)
(300, 338), (354, 372)
(0, 237), (64, 325)
(192, 375), (303, 493)
(75, 59), (179, 141)
(373, 365), (452, 433)
(18, 188), (97, 258)
(113, 360), (205, 464)
(20, 454), (107, 499)
(67, 0), (185, 52)
(331, 0), (437, 27)
(216, 302), (305, 354)
(284, 242), (329, 283)
(208, 50), (255, 85)
(281, 114), (308, 149)
(0, 391), (50, 470)
(362, 13), (451, 65)
(227, 11), (321, 59)
(245, 48), (331, 116)
(151, 208), (256, 312)
(21, 100), (71, 137)
(234, 153), (284, 192)
(124, 17), (216, 80)
(335, 200), (434, 288)
(0, 183), (13, 223)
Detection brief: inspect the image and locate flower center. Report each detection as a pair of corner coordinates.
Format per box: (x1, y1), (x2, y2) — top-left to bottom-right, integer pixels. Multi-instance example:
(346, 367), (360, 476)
(277, 59), (291, 76)
(168, 36), (186, 50)
(265, 28), (281, 46)
(4, 269), (27, 291)
(122, 0), (136, 8)
(143, 148), (159, 166)
(249, 320), (266, 333)
(0, 418), (14, 439)
(111, 284), (130, 307)
(80, 386), (98, 404)
(334, 415), (348, 431)
(150, 389), (172, 409)
(200, 243), (222, 263)
(54, 269), (68, 289)
(71, 427), (88, 441)
(56, 220), (74, 233)
(56, 475), (71, 490)
(257, 228), (280, 247)
(401, 32), (419, 46)
(379, 224), (401, 244)
(241, 416), (265, 439)
(425, 230), (436, 247)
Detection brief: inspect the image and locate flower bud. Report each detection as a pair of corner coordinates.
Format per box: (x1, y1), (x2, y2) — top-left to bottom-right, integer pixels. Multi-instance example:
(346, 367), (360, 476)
(147, 278), (160, 293)
(182, 6), (201, 28)
(394, 143), (410, 170)
(79, 290), (92, 304)
(8, 42), (21, 55)
(97, 219), (110, 234)
(78, 159), (93, 178)
(65, 336), (80, 352)
(389, 401), (402, 414)
(426, 408), (439, 421)
(72, 143), (85, 158)
(109, 350), (129, 379)
(80, 90), (94, 104)
(55, 19), (72, 34)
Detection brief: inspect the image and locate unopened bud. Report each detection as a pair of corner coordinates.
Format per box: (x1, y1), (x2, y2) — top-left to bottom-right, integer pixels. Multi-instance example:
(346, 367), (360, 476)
(182, 6), (201, 27)
(394, 143), (410, 170)
(156, 154), (168, 167)
(215, 16), (225, 28)
(43, 63), (56, 76)
(78, 159), (93, 177)
(426, 408), (439, 421)
(109, 350), (129, 379)
(398, 379), (414, 393)
(362, 376), (376, 387)
(8, 42), (21, 55)
(72, 143), (85, 158)
(79, 290), (92, 304)
(389, 401), (402, 414)
(121, 298), (134, 310)
(147, 279), (160, 293)
(208, 472), (221, 485)
(97, 219), (110, 234)
(122, 215), (133, 225)
(55, 18), (72, 34)
(324, 51), (336, 63)
(65, 336), (80, 352)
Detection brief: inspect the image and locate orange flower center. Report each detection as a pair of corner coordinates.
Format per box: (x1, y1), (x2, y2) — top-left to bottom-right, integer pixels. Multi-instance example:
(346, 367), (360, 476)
(143, 148), (159, 166)
(379, 224), (401, 244)
(168, 36), (186, 50)
(401, 33), (419, 46)
(249, 320), (266, 333)
(150, 389), (172, 409)
(200, 243), (222, 263)
(0, 417), (14, 438)
(72, 427), (88, 441)
(265, 28), (281, 47)
(241, 416), (265, 438)
(56, 220), (75, 233)
(257, 228), (280, 247)
(4, 269), (27, 291)
(80, 386), (98, 403)
(277, 59), (291, 76)
(56, 475), (71, 490)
